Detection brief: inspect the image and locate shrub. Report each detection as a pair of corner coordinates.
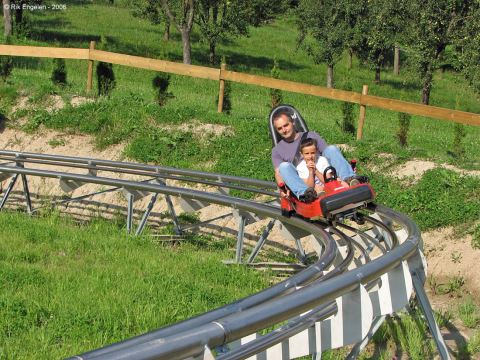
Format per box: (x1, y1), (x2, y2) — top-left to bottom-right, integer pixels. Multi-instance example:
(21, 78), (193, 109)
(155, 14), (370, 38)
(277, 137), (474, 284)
(96, 62), (116, 96)
(337, 82), (355, 135)
(269, 57), (282, 108)
(397, 112), (411, 147)
(51, 58), (67, 86)
(0, 56), (13, 82)
(152, 73), (173, 106)
(450, 122), (466, 157)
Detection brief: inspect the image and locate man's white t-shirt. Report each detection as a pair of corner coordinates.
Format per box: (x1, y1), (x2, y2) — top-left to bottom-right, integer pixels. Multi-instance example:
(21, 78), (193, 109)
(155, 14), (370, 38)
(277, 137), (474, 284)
(296, 156), (330, 185)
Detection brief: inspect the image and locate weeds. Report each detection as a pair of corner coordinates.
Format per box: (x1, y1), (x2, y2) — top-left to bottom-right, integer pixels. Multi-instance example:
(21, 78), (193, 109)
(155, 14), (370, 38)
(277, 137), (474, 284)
(458, 297), (480, 328)
(436, 275), (465, 296)
(434, 309), (454, 328)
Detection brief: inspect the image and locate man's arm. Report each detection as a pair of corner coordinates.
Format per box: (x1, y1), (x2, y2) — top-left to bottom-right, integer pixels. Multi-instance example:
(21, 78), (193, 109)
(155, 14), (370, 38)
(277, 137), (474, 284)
(274, 167), (283, 186)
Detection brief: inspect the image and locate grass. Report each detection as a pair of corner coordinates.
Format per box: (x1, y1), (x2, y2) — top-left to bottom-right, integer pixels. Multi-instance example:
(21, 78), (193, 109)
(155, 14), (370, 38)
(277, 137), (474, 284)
(458, 297), (480, 329)
(0, 210), (270, 359)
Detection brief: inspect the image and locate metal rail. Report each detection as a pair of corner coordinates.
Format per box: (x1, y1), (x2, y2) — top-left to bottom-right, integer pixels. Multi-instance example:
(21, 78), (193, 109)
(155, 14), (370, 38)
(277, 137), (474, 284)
(0, 151), (449, 360)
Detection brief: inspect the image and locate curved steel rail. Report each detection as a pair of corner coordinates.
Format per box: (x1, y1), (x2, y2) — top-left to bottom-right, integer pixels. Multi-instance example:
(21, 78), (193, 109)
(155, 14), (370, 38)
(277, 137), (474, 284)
(0, 151), (447, 360)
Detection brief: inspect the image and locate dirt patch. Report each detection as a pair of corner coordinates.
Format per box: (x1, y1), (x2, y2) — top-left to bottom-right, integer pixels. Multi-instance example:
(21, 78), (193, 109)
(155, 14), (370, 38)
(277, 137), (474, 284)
(70, 96), (94, 107)
(46, 95), (66, 113)
(423, 226), (480, 298)
(165, 119), (235, 139)
(392, 159), (480, 183)
(11, 95), (30, 113)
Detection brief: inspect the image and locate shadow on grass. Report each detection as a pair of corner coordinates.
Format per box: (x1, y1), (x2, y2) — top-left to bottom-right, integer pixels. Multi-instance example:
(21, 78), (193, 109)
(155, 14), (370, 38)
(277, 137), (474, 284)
(11, 56), (43, 69)
(5, 191), (299, 256)
(28, 29), (102, 47)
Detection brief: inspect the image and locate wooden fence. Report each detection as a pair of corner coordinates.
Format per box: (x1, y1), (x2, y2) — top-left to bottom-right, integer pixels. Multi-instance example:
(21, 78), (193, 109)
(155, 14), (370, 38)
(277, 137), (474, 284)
(0, 42), (479, 139)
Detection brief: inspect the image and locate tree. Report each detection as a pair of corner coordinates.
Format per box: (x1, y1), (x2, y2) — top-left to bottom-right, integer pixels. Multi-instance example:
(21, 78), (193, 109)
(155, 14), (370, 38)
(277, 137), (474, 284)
(131, 0), (171, 41)
(405, 0), (471, 104)
(195, 0), (250, 65)
(343, 0), (367, 69)
(161, 0), (195, 64)
(297, 0), (349, 88)
(249, 0), (289, 26)
(3, 0), (12, 39)
(355, 0), (402, 84)
(456, 1), (480, 94)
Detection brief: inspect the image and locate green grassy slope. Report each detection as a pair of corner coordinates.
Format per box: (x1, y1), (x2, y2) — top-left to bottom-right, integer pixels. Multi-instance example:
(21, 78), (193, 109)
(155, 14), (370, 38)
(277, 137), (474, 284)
(0, 211), (269, 358)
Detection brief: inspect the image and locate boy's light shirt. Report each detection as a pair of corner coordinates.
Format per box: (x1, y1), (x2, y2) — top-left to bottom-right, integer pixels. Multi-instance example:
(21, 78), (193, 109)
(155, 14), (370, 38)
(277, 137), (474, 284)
(296, 156), (329, 185)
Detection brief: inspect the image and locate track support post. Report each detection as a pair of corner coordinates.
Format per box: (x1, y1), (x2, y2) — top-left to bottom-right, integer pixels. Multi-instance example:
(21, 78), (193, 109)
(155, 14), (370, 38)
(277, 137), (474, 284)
(21, 174), (32, 214)
(235, 215), (246, 263)
(0, 173), (19, 211)
(247, 219), (276, 263)
(158, 178), (182, 236)
(135, 193), (158, 236)
(411, 271), (451, 360)
(126, 192), (134, 233)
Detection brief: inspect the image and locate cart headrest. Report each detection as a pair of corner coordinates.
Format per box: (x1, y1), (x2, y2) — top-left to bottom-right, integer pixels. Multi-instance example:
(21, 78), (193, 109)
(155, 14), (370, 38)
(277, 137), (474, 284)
(268, 104), (309, 146)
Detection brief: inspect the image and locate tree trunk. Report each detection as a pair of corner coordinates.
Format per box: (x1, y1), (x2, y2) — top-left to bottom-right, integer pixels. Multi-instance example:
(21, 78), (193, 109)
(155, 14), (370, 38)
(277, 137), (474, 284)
(209, 41), (216, 65)
(3, 0), (12, 39)
(421, 71), (433, 105)
(15, 3), (23, 25)
(393, 44), (400, 75)
(375, 66), (381, 84)
(347, 49), (353, 69)
(163, 18), (170, 41)
(326, 65), (334, 88)
(181, 30), (191, 64)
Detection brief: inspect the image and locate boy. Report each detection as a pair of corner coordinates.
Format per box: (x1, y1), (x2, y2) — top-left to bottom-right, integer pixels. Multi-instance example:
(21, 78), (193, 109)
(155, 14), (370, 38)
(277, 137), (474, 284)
(296, 138), (352, 197)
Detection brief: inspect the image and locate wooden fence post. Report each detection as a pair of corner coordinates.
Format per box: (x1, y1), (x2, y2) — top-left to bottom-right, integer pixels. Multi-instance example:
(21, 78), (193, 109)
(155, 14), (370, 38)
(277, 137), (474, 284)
(357, 85), (369, 140)
(86, 41), (96, 92)
(217, 62), (226, 113)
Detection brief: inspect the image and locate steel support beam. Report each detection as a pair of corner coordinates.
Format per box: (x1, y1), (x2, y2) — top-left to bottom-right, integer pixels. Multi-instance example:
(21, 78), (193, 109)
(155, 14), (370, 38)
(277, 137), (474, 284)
(247, 219), (276, 264)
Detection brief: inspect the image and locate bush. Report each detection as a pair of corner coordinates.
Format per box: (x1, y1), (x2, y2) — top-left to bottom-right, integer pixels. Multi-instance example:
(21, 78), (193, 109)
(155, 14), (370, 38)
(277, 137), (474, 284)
(450, 123), (466, 157)
(0, 56), (13, 82)
(269, 57), (282, 108)
(397, 112), (411, 147)
(51, 58), (67, 87)
(97, 62), (116, 96)
(152, 73), (173, 106)
(337, 82), (355, 135)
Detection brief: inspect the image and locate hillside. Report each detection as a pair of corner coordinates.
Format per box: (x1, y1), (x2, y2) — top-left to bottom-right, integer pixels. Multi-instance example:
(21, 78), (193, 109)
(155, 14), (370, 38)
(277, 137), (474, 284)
(0, 1), (480, 358)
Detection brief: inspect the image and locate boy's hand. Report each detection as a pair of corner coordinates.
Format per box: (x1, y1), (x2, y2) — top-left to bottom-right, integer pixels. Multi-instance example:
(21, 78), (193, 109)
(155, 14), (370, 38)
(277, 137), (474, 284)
(307, 160), (316, 172)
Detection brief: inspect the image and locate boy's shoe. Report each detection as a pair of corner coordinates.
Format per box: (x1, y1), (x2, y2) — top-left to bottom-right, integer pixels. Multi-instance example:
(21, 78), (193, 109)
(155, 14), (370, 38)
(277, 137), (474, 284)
(299, 187), (317, 203)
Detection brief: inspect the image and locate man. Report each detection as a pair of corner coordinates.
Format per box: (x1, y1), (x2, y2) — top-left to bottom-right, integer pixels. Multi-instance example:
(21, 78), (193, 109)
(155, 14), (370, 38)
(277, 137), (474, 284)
(271, 112), (366, 203)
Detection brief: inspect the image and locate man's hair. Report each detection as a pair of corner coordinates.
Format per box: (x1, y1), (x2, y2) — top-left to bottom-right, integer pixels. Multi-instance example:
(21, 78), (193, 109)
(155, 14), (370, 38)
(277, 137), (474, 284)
(273, 111), (293, 124)
(300, 138), (317, 152)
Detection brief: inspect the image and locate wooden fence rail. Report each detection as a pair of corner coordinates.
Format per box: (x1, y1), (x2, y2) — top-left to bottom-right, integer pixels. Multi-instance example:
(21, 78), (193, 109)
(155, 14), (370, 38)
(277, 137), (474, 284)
(0, 43), (479, 136)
